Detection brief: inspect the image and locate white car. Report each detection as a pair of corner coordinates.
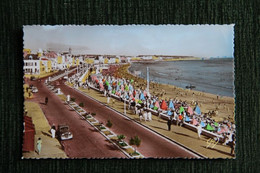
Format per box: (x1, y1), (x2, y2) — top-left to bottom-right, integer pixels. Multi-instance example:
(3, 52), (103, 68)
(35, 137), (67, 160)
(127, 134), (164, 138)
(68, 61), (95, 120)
(31, 87), (38, 93)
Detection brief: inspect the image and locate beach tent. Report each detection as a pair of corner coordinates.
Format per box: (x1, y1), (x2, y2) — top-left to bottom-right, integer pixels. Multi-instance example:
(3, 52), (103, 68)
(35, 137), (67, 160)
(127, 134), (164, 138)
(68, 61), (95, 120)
(168, 100), (174, 109)
(187, 106), (193, 115)
(140, 93), (145, 100)
(179, 106), (185, 114)
(167, 110), (173, 116)
(125, 85), (129, 91)
(155, 101), (160, 108)
(191, 119), (198, 125)
(160, 100), (168, 110)
(99, 83), (104, 90)
(200, 121), (206, 127)
(185, 116), (191, 122)
(206, 124), (215, 131)
(194, 105), (201, 115)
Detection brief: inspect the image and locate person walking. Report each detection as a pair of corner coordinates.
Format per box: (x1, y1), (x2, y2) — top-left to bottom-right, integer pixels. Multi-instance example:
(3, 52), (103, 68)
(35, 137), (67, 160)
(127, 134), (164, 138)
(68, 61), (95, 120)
(45, 97), (48, 105)
(36, 138), (42, 155)
(107, 93), (110, 104)
(51, 126), (56, 138)
(197, 123), (202, 139)
(167, 119), (172, 131)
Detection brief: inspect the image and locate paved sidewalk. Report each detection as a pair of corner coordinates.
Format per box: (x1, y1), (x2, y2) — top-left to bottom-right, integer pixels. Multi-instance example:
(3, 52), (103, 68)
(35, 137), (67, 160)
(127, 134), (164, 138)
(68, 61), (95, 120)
(23, 101), (67, 159)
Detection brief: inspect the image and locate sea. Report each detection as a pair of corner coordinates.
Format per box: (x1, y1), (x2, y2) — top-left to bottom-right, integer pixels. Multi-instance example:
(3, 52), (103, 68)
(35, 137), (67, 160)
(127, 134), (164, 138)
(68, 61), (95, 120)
(128, 58), (234, 97)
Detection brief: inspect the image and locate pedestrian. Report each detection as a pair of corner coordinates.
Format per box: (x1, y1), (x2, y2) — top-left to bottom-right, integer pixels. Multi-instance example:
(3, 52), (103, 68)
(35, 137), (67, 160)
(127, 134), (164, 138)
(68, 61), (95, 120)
(36, 137), (42, 155)
(51, 126), (56, 138)
(230, 133), (235, 156)
(107, 93), (110, 104)
(66, 95), (70, 103)
(197, 123), (202, 139)
(45, 97), (48, 105)
(167, 119), (172, 131)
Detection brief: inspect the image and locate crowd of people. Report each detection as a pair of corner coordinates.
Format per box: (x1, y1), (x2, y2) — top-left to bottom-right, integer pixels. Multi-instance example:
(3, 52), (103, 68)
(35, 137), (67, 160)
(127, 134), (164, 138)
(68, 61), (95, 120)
(68, 65), (235, 146)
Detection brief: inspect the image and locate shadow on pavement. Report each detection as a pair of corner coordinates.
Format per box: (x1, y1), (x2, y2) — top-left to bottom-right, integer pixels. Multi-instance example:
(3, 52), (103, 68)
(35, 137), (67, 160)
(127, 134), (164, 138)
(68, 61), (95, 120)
(88, 128), (98, 132)
(174, 131), (197, 139)
(150, 125), (168, 131)
(202, 146), (232, 156)
(105, 143), (119, 151)
(41, 131), (52, 138)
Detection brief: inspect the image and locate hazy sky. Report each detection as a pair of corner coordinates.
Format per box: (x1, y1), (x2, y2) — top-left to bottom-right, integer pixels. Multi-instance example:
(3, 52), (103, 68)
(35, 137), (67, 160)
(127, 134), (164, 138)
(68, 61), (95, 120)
(24, 25), (234, 57)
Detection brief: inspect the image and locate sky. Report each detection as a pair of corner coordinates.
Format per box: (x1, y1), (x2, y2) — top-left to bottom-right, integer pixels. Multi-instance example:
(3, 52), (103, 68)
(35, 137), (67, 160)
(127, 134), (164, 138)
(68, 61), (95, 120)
(23, 25), (234, 57)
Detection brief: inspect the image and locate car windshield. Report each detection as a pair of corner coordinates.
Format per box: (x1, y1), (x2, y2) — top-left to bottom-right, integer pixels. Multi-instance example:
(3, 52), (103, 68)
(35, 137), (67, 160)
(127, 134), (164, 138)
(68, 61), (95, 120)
(60, 126), (69, 133)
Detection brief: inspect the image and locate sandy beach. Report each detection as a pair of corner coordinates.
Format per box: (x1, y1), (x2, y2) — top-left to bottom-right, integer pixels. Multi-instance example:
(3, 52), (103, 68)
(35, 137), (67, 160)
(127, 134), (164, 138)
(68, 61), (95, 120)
(112, 64), (235, 123)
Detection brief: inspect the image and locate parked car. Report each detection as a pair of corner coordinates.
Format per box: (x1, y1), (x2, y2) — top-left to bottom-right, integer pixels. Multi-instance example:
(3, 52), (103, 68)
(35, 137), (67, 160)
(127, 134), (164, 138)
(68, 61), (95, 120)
(57, 124), (73, 140)
(31, 86), (38, 93)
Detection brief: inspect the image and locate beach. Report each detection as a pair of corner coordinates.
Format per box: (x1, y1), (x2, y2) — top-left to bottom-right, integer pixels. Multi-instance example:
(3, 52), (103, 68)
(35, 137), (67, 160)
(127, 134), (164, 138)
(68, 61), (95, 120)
(113, 64), (235, 123)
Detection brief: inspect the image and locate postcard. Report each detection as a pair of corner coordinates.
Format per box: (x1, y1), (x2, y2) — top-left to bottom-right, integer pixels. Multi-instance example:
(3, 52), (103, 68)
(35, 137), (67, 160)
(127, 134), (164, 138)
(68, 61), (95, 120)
(22, 25), (235, 159)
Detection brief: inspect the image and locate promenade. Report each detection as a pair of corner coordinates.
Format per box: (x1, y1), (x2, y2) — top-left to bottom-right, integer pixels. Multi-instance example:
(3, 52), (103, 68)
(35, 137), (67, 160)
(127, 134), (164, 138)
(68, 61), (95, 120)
(23, 101), (67, 159)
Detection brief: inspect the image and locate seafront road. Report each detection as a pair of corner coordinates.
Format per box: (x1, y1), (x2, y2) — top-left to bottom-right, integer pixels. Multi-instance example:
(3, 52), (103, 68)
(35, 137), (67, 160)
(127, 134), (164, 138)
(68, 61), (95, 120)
(28, 78), (126, 158)
(28, 75), (201, 158)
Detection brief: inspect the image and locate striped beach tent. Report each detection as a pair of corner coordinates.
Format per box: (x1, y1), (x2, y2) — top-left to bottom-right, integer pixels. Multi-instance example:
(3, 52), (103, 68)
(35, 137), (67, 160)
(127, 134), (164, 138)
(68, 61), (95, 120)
(194, 105), (201, 115)
(206, 124), (215, 131)
(179, 106), (185, 114)
(168, 100), (174, 109)
(187, 106), (193, 115)
(160, 100), (168, 110)
(191, 119), (198, 125)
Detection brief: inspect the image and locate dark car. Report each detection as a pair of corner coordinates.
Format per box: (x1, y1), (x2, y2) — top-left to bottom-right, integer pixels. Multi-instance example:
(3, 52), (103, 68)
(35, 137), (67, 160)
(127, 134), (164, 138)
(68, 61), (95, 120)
(57, 124), (73, 140)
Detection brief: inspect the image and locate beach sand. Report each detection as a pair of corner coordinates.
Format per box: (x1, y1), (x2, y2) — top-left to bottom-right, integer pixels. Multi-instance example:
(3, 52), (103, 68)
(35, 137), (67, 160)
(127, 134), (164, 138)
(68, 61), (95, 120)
(113, 64), (235, 123)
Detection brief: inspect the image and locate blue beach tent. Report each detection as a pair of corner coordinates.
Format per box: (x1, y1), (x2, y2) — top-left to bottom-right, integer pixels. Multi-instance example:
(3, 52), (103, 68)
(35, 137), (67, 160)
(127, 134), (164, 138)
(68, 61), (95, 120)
(167, 110), (173, 116)
(168, 100), (174, 109)
(194, 105), (201, 115)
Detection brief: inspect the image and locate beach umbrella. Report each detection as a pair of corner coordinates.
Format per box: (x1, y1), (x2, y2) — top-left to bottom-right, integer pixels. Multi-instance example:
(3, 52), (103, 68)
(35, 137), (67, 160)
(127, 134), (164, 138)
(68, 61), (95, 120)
(108, 85), (112, 91)
(168, 100), (174, 109)
(179, 106), (185, 114)
(160, 100), (168, 110)
(116, 85), (120, 91)
(105, 80), (109, 86)
(153, 106), (158, 110)
(118, 81), (121, 86)
(138, 100), (143, 104)
(206, 124), (215, 131)
(194, 105), (201, 115)
(179, 115), (183, 120)
(187, 106), (193, 115)
(150, 103), (154, 109)
(131, 79), (134, 83)
(112, 89), (116, 94)
(191, 119), (198, 125)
